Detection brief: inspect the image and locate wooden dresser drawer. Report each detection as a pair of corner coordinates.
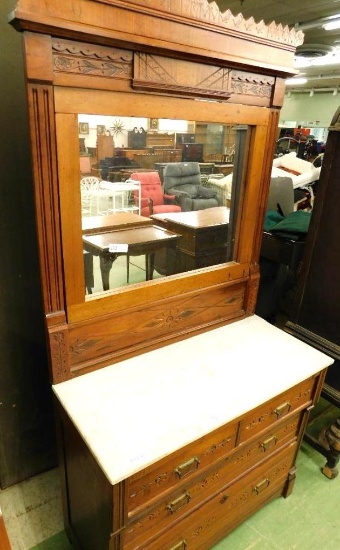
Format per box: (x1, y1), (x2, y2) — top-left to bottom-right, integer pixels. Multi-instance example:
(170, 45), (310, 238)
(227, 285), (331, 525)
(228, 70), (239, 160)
(122, 415), (300, 548)
(126, 421), (238, 514)
(194, 227), (228, 251)
(239, 376), (317, 444)
(139, 442), (297, 550)
(178, 227), (227, 256)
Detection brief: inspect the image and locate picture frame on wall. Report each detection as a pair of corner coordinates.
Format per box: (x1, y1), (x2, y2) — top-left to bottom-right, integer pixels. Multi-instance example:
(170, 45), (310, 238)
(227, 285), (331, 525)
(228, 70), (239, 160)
(79, 122), (89, 134)
(149, 118), (159, 130)
(97, 125), (106, 135)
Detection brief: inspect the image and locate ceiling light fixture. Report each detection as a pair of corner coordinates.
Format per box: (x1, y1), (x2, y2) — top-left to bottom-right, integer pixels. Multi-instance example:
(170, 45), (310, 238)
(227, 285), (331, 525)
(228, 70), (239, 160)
(286, 77), (308, 85)
(295, 13), (340, 31)
(323, 20), (340, 31)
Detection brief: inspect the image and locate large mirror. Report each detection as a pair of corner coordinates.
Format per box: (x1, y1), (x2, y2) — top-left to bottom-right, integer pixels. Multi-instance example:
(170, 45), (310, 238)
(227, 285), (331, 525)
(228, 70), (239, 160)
(78, 114), (248, 296)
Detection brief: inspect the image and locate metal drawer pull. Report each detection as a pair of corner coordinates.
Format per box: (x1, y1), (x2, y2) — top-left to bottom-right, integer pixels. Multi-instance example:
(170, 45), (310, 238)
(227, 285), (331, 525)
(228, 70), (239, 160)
(174, 456), (200, 478)
(274, 401), (291, 418)
(260, 435), (278, 451)
(167, 492), (191, 514)
(254, 478), (270, 494)
(169, 541), (187, 550)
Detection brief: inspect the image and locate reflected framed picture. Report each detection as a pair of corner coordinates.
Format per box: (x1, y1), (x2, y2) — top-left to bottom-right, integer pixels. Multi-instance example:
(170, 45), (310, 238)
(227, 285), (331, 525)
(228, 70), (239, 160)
(149, 118), (159, 130)
(97, 125), (106, 135)
(79, 122), (89, 134)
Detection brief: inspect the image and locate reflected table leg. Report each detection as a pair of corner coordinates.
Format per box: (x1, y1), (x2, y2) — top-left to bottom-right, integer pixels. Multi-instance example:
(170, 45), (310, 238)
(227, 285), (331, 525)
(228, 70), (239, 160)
(99, 254), (118, 291)
(83, 251), (94, 294)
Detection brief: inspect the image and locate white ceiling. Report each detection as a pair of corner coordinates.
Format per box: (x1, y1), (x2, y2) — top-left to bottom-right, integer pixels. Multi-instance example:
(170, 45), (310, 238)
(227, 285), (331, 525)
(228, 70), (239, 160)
(214, 0), (340, 92)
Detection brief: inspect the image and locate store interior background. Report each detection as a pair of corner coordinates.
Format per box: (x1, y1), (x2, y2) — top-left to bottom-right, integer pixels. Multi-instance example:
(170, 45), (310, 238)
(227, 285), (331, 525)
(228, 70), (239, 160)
(1, 0), (340, 528)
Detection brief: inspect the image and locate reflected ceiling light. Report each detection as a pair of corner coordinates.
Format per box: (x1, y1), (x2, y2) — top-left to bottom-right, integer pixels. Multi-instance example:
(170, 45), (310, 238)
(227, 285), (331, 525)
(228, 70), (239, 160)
(286, 77), (308, 85)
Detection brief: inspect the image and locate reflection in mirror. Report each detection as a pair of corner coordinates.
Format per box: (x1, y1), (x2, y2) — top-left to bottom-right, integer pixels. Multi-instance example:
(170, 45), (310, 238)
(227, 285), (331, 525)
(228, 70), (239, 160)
(79, 115), (247, 296)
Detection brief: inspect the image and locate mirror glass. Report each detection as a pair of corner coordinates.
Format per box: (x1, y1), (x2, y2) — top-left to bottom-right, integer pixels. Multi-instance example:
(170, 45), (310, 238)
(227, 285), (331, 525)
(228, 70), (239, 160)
(79, 115), (247, 296)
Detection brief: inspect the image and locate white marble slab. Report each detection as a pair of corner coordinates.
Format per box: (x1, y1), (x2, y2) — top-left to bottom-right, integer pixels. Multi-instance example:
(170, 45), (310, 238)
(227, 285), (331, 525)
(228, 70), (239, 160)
(52, 315), (333, 485)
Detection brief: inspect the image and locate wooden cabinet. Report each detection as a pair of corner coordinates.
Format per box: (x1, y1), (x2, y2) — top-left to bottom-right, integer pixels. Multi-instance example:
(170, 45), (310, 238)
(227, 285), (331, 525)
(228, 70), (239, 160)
(146, 132), (175, 149)
(151, 207), (230, 271)
(53, 316), (331, 550)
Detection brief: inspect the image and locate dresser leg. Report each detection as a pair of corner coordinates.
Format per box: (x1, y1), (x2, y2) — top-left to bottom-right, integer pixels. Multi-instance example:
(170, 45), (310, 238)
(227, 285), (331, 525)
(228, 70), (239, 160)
(319, 418), (340, 479)
(283, 466), (297, 497)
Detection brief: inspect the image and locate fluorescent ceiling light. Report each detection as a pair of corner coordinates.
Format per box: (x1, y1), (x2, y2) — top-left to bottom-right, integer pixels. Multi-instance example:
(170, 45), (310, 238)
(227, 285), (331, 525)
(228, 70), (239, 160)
(295, 53), (340, 68)
(323, 20), (340, 30)
(286, 77), (308, 85)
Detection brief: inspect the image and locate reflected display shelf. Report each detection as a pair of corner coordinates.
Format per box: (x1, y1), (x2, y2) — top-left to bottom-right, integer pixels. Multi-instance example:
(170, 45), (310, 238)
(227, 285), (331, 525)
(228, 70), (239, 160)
(100, 180), (141, 215)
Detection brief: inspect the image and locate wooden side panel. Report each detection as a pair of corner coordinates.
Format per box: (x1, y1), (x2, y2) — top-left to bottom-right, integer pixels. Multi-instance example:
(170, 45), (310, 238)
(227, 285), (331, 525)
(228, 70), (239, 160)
(26, 83), (65, 318)
(56, 403), (113, 550)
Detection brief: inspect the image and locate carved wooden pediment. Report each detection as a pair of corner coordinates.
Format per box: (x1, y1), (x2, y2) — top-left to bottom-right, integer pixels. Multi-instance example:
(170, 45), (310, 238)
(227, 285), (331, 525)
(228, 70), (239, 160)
(93, 0), (304, 47)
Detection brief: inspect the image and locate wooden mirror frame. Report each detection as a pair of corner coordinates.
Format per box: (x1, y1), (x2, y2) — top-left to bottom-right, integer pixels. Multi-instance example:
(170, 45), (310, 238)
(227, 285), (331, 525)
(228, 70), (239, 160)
(9, 0), (302, 383)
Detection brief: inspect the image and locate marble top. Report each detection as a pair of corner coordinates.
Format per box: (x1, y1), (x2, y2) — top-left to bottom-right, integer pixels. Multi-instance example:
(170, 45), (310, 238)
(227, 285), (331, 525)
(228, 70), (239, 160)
(52, 315), (333, 485)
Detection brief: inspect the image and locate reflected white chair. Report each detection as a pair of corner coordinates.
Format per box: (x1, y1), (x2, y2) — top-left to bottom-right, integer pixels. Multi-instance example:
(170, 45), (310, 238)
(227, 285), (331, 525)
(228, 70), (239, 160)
(80, 177), (112, 216)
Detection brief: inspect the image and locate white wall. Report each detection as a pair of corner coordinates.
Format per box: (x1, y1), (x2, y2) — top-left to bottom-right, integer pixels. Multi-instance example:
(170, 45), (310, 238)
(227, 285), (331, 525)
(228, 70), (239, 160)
(280, 92), (340, 133)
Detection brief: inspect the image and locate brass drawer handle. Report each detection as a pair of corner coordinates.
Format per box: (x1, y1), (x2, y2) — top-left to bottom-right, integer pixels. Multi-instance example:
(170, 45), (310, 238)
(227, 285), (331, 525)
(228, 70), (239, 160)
(174, 456), (200, 478)
(167, 492), (191, 514)
(169, 541), (187, 550)
(260, 435), (278, 451)
(254, 478), (270, 494)
(274, 401), (291, 418)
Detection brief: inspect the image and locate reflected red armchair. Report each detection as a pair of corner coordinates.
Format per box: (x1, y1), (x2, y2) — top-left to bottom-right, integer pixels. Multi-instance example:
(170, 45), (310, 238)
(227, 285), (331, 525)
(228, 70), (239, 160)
(131, 171), (181, 217)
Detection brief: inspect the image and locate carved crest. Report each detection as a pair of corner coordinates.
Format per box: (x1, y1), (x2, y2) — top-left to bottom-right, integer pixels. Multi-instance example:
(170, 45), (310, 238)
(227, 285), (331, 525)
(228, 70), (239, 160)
(93, 0), (304, 47)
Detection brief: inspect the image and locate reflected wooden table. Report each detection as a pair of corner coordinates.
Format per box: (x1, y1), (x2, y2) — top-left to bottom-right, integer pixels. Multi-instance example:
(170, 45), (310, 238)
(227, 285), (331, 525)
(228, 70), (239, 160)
(82, 212), (152, 234)
(82, 213), (153, 292)
(83, 224), (181, 291)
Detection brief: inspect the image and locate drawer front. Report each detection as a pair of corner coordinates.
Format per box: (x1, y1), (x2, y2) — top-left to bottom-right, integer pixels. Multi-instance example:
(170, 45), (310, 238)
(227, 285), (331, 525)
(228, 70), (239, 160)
(139, 442), (297, 550)
(195, 227), (227, 251)
(126, 421), (238, 514)
(123, 416), (300, 548)
(239, 376), (317, 444)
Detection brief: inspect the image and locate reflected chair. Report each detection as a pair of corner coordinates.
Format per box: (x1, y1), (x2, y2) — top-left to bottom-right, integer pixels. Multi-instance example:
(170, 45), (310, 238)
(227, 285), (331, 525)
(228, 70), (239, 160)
(163, 162), (219, 212)
(206, 173), (233, 208)
(80, 177), (112, 216)
(130, 171), (181, 216)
